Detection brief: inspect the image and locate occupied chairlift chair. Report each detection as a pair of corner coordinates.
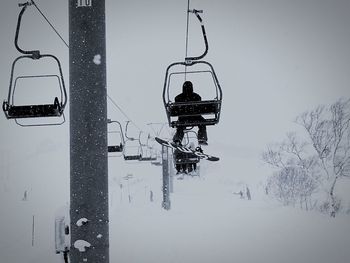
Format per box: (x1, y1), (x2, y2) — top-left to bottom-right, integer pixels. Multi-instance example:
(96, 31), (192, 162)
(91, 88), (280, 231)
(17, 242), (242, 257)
(2, 2), (67, 125)
(107, 119), (125, 155)
(173, 130), (200, 170)
(162, 9), (222, 128)
(123, 121), (142, 161)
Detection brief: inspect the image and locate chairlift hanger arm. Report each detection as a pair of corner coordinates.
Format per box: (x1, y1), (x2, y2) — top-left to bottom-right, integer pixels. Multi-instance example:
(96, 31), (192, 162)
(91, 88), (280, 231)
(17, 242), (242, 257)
(125, 121), (138, 141)
(15, 1), (40, 58)
(185, 9), (208, 62)
(107, 119), (125, 145)
(138, 131), (147, 147)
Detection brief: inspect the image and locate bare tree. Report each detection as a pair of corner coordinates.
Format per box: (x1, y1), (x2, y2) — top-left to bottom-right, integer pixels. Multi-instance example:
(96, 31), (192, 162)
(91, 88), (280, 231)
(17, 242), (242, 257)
(263, 99), (350, 216)
(296, 99), (350, 217)
(267, 166), (318, 208)
(263, 134), (319, 209)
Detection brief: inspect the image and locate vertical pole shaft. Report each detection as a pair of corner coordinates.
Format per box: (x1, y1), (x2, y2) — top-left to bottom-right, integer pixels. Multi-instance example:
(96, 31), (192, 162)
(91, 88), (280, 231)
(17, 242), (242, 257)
(32, 215), (35, 247)
(162, 146), (171, 210)
(69, 0), (108, 262)
(169, 151), (174, 193)
(184, 0), (190, 80)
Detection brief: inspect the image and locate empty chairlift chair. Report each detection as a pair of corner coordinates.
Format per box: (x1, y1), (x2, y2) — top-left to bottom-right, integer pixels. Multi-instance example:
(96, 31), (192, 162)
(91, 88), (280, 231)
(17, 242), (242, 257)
(2, 2), (67, 124)
(139, 132), (157, 161)
(107, 119), (125, 154)
(123, 121), (142, 161)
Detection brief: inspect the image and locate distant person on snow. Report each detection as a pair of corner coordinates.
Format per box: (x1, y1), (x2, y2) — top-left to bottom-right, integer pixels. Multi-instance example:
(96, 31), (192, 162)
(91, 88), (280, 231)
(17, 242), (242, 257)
(246, 186), (251, 200)
(172, 81), (208, 145)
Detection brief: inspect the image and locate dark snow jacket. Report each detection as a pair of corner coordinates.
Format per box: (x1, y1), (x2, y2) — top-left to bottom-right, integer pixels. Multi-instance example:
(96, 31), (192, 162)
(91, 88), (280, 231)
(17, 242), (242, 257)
(175, 81), (201, 102)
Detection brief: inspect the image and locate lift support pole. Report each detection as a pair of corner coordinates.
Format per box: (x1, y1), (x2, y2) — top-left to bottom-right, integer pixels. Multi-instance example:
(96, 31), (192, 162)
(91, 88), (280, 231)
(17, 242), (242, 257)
(162, 146), (171, 210)
(69, 1), (109, 262)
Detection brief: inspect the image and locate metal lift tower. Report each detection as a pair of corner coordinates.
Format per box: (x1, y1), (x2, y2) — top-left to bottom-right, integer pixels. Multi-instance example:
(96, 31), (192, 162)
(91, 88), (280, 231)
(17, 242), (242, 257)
(69, 0), (109, 262)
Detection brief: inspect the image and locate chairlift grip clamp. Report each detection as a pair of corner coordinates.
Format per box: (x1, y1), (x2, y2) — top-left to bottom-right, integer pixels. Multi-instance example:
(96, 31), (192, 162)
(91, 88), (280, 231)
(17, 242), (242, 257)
(18, 1), (33, 7)
(31, 50), (41, 59)
(184, 59), (194, 65)
(2, 101), (9, 112)
(188, 9), (203, 14)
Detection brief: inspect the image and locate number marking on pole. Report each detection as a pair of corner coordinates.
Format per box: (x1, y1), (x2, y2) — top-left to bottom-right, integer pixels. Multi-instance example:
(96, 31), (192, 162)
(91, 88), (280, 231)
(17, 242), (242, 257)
(77, 0), (92, 8)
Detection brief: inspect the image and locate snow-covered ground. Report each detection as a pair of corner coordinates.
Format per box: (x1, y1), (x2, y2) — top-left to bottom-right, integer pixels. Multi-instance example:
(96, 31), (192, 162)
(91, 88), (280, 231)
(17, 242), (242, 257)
(1, 142), (349, 263)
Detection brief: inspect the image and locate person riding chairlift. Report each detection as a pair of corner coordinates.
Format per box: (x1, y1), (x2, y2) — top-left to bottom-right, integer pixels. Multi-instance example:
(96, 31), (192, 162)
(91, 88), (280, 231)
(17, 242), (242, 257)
(174, 142), (198, 174)
(172, 81), (208, 145)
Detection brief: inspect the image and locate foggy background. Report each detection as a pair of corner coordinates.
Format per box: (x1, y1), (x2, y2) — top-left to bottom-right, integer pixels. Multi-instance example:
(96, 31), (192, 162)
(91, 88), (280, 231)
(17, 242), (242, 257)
(0, 0), (349, 262)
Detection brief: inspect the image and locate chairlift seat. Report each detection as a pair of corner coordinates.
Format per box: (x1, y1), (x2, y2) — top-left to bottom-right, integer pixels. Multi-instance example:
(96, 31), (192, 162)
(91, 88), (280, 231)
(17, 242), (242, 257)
(140, 156), (157, 161)
(108, 144), (123, 153)
(3, 97), (62, 119)
(123, 155), (141, 161)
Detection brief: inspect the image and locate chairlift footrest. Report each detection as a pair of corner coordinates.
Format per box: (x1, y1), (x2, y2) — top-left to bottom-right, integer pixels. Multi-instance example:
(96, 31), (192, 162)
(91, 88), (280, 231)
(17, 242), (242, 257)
(140, 157), (157, 161)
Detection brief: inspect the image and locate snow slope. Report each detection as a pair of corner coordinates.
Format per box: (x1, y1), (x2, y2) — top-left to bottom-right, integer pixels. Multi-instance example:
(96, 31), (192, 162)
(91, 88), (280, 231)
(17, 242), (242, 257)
(1, 141), (349, 263)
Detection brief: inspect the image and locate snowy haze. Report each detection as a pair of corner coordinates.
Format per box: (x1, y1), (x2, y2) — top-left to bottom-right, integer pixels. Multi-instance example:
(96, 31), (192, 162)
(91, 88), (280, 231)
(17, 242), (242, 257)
(1, 0), (350, 263)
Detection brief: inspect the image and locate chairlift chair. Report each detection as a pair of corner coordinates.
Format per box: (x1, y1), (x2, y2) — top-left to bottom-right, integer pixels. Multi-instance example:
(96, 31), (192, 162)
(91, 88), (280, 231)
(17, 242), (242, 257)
(2, 2), (67, 123)
(123, 121), (142, 161)
(173, 148), (200, 175)
(107, 119), (125, 153)
(162, 9), (222, 128)
(172, 130), (201, 172)
(138, 132), (157, 161)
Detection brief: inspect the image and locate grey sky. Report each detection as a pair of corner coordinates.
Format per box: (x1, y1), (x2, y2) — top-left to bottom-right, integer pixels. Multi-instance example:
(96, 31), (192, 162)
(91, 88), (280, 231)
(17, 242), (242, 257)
(0, 1), (350, 262)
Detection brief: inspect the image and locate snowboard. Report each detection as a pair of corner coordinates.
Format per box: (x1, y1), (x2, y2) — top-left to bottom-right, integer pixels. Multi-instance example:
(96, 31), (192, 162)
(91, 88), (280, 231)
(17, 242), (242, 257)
(155, 137), (219, 162)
